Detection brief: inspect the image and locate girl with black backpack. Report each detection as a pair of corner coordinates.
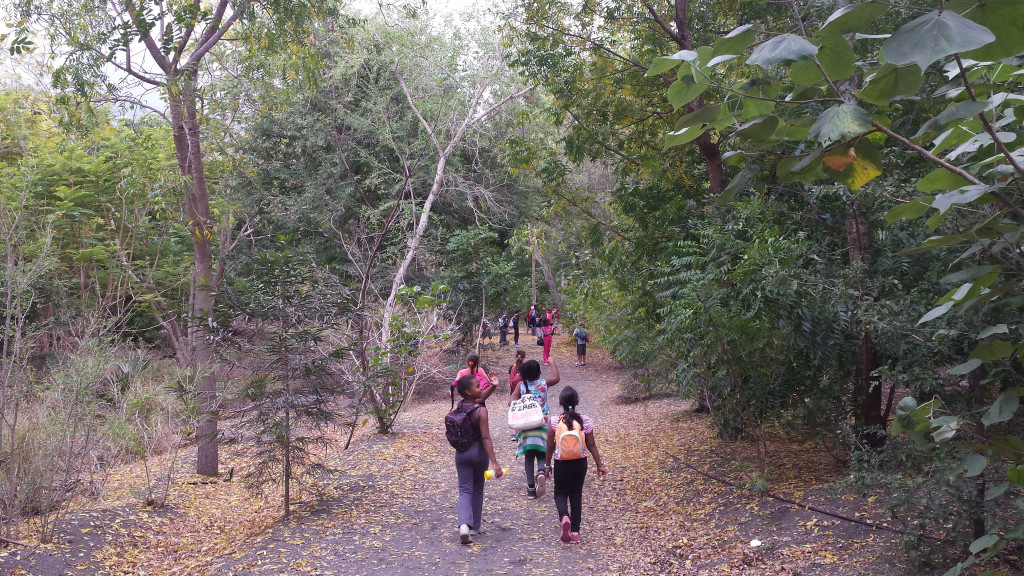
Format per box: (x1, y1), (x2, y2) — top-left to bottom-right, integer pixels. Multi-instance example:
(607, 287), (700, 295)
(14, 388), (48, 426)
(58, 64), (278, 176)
(451, 374), (503, 544)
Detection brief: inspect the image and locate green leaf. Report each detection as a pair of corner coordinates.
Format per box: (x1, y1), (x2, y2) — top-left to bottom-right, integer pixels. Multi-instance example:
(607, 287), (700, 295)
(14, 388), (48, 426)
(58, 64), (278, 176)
(939, 265), (1000, 286)
(809, 104), (873, 144)
(821, 140), (883, 191)
(883, 10), (996, 70)
(735, 78), (779, 118)
(1010, 465), (1024, 484)
(886, 198), (932, 223)
(982, 390), (1020, 427)
(971, 339), (1016, 361)
(932, 415), (960, 442)
(942, 563), (964, 576)
(712, 25), (756, 57)
(969, 533), (999, 554)
(932, 185), (993, 214)
(665, 125), (707, 149)
(918, 301), (955, 324)
(978, 324), (1009, 339)
(668, 77), (709, 110)
(647, 50), (699, 76)
(747, 34), (818, 69)
(735, 116), (781, 141)
(915, 101), (988, 139)
(948, 0), (1024, 61)
(916, 167), (973, 192)
(776, 153), (826, 184)
(718, 164), (761, 204)
(858, 64), (924, 106)
(674, 104), (727, 131)
(989, 436), (1024, 464)
(790, 35), (857, 85)
(819, 1), (890, 36)
(948, 358), (983, 375)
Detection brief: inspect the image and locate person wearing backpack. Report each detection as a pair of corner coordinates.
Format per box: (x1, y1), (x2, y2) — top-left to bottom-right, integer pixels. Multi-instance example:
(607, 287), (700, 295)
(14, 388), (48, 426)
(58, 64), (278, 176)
(544, 386), (607, 544)
(450, 353), (496, 410)
(510, 309), (522, 347)
(510, 358), (560, 499)
(497, 311), (509, 346)
(447, 374), (504, 544)
(572, 323), (589, 367)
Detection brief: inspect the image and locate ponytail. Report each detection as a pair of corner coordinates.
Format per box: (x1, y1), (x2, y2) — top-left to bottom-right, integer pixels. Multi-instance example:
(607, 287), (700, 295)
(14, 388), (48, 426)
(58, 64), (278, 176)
(558, 386), (584, 430)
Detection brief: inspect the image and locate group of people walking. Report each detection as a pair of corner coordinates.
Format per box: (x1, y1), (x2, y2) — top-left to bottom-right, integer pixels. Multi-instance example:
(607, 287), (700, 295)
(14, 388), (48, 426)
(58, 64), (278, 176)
(448, 347), (607, 546)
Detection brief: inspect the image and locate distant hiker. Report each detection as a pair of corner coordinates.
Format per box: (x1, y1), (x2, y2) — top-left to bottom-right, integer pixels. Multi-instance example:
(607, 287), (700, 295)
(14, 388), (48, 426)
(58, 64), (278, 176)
(552, 307), (561, 335)
(545, 385), (607, 544)
(497, 311), (509, 346)
(572, 324), (589, 367)
(452, 353), (496, 409)
(539, 317), (554, 365)
(527, 305), (539, 336)
(511, 359), (560, 499)
(511, 309), (522, 347)
(449, 374), (504, 544)
(508, 347), (527, 395)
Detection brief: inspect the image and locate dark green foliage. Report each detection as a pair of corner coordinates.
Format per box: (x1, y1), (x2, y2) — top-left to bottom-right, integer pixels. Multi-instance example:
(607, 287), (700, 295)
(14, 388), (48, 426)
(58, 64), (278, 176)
(220, 238), (354, 516)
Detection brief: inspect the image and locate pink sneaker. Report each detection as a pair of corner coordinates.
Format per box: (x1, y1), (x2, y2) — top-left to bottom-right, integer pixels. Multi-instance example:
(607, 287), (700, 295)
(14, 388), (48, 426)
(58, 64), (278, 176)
(559, 516), (571, 543)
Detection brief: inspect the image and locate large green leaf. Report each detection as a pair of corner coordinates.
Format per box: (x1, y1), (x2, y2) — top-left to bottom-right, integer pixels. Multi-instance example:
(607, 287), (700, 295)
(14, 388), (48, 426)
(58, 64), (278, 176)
(969, 533), (999, 554)
(971, 339), (1016, 361)
(948, 0), (1024, 61)
(718, 163), (761, 204)
(915, 101), (988, 138)
(819, 1), (890, 36)
(712, 25), (757, 58)
(647, 50), (699, 76)
(858, 64), (924, 106)
(809, 104), (873, 144)
(932, 184), (993, 214)
(747, 34), (818, 69)
(668, 76), (709, 110)
(982, 389), (1021, 427)
(916, 167), (973, 192)
(962, 453), (989, 478)
(882, 10), (996, 70)
(735, 116), (781, 141)
(886, 198), (932, 223)
(790, 35), (857, 85)
(776, 153), (826, 183)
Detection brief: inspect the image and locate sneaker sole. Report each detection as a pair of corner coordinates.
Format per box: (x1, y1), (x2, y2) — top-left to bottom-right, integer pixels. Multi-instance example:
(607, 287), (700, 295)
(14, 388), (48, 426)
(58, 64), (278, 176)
(560, 517), (571, 543)
(459, 525), (472, 544)
(535, 473), (546, 498)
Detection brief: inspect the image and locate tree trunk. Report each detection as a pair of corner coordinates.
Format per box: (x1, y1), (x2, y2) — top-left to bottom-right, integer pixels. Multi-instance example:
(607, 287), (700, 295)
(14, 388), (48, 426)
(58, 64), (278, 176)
(169, 71), (219, 476)
(534, 248), (565, 310)
(846, 200), (885, 447)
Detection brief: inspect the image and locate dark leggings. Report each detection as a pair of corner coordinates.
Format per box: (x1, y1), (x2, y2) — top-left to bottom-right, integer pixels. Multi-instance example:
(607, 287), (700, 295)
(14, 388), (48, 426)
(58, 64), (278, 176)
(524, 450), (545, 487)
(553, 458), (588, 532)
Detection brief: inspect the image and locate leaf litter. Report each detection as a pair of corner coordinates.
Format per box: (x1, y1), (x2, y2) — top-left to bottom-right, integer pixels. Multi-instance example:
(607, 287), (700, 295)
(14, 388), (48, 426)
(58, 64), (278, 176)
(0, 338), (939, 575)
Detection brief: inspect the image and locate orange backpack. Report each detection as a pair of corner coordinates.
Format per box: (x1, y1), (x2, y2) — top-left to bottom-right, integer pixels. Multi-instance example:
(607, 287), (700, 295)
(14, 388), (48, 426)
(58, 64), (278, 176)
(555, 416), (586, 460)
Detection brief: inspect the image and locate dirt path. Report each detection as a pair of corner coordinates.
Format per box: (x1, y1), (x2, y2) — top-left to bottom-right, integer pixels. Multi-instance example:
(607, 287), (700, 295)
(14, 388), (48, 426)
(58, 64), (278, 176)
(218, 342), (622, 575)
(2, 338), (919, 575)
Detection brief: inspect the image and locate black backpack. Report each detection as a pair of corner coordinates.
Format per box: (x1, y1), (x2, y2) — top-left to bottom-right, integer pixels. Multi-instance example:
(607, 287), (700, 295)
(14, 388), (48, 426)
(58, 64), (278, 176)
(445, 402), (482, 451)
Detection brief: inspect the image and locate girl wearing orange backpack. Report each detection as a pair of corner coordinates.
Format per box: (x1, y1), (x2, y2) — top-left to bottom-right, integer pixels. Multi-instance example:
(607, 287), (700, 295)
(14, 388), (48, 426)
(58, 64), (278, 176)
(545, 386), (607, 544)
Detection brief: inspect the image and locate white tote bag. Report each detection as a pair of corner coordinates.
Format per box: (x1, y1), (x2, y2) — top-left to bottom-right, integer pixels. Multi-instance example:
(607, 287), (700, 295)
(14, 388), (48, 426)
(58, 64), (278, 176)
(507, 384), (544, 430)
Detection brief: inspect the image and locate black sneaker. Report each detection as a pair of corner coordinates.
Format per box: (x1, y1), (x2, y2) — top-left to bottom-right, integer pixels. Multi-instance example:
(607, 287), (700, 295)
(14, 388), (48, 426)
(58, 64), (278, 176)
(526, 486), (537, 499)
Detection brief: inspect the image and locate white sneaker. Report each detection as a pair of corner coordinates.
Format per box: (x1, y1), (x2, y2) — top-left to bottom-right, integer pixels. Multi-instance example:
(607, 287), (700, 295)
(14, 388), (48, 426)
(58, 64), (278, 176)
(535, 472), (546, 498)
(459, 524), (472, 544)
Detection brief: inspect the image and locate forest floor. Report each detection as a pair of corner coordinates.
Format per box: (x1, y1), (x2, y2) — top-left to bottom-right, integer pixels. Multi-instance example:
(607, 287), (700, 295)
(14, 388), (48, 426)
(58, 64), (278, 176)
(0, 337), (968, 575)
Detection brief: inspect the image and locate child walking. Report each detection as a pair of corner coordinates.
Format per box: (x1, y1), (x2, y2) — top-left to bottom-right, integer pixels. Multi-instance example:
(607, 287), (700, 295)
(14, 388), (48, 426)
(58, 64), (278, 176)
(510, 358), (560, 498)
(545, 386), (607, 543)
(451, 374), (504, 544)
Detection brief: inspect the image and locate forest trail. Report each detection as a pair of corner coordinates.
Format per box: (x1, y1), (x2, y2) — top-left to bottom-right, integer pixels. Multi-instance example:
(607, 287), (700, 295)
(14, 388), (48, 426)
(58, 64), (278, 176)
(2, 337), (909, 576)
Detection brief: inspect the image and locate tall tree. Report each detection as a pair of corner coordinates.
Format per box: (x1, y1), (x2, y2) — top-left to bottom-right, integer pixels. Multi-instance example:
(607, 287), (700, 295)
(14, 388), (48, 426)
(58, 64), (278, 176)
(17, 0), (330, 475)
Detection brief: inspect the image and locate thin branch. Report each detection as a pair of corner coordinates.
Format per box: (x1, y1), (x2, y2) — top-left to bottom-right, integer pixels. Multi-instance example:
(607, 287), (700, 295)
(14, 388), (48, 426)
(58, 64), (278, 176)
(955, 55), (1024, 177)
